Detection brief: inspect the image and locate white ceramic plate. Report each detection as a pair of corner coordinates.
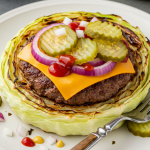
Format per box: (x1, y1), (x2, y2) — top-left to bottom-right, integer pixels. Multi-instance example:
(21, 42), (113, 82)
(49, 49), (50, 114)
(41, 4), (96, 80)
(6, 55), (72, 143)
(0, 0), (150, 150)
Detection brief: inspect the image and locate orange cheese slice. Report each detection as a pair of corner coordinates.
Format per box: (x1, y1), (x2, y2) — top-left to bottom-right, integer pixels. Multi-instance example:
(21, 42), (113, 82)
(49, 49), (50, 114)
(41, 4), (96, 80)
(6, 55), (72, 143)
(18, 43), (135, 100)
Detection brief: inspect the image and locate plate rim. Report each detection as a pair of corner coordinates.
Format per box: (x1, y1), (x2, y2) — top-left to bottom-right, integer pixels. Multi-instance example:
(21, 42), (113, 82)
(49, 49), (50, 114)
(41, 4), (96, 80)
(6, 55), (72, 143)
(0, 0), (150, 24)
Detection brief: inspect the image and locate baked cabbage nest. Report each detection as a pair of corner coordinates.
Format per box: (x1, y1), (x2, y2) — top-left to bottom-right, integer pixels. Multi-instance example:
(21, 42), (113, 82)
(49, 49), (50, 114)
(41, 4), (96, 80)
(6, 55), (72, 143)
(0, 11), (150, 136)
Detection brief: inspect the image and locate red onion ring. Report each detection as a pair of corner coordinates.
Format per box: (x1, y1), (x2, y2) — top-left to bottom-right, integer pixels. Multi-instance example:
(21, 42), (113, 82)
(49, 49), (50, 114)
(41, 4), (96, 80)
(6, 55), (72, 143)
(82, 58), (105, 67)
(31, 23), (64, 66)
(72, 61), (117, 76)
(0, 112), (4, 122)
(90, 17), (98, 22)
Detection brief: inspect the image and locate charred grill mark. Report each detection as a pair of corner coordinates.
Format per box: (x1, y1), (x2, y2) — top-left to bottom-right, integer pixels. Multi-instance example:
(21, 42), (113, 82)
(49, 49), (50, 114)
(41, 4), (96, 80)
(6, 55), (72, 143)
(122, 30), (141, 47)
(141, 80), (150, 93)
(136, 52), (142, 62)
(101, 18), (109, 23)
(146, 37), (149, 42)
(146, 37), (150, 46)
(111, 14), (122, 18)
(28, 36), (35, 43)
(97, 17), (111, 22)
(18, 81), (30, 90)
(14, 85), (26, 95)
(46, 21), (60, 25)
(7, 60), (11, 80)
(141, 71), (145, 78)
(7, 71), (11, 80)
(80, 16), (93, 22)
(137, 45), (141, 51)
(19, 83), (25, 89)
(24, 34), (29, 38)
(112, 22), (141, 48)
(145, 54), (149, 59)
(12, 61), (18, 83)
(138, 62), (142, 65)
(21, 82), (27, 85)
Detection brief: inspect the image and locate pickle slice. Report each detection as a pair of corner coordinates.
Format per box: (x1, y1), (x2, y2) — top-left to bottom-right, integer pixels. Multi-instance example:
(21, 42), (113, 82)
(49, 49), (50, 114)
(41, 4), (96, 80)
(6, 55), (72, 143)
(69, 38), (97, 65)
(127, 121), (150, 137)
(94, 39), (128, 62)
(85, 21), (122, 42)
(39, 25), (77, 56)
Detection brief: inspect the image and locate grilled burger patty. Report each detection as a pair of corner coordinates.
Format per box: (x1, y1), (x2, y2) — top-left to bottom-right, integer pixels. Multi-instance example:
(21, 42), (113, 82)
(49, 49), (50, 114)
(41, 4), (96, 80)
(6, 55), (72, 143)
(20, 59), (131, 105)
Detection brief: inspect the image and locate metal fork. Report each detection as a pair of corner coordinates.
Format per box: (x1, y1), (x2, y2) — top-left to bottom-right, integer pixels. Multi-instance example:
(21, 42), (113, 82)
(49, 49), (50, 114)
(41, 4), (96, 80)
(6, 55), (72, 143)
(71, 96), (150, 150)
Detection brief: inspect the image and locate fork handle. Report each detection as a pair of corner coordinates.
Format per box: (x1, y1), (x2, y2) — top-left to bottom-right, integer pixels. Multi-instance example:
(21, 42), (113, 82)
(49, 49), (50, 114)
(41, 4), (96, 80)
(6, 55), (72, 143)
(71, 133), (102, 150)
(72, 116), (129, 150)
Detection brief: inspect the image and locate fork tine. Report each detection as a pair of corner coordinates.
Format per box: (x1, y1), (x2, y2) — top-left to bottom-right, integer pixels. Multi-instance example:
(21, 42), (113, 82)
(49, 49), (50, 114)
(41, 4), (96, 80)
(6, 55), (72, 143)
(137, 97), (150, 112)
(146, 108), (150, 115)
(141, 106), (150, 116)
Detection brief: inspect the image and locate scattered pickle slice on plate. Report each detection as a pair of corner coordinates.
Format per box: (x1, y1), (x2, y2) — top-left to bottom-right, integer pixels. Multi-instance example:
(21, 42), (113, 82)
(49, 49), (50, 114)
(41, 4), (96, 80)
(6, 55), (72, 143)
(94, 39), (128, 62)
(39, 25), (77, 56)
(69, 38), (97, 65)
(127, 121), (150, 137)
(85, 21), (122, 42)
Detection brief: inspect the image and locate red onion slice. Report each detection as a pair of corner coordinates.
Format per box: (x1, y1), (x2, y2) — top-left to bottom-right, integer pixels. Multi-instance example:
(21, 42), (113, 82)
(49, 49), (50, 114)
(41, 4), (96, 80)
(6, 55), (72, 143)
(31, 23), (64, 66)
(90, 17), (98, 22)
(72, 61), (117, 76)
(16, 124), (28, 137)
(0, 112), (4, 122)
(82, 58), (105, 67)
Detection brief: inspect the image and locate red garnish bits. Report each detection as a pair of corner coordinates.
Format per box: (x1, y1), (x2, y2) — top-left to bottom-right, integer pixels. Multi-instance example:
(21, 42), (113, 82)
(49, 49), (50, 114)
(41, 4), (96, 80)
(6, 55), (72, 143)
(68, 21), (90, 38)
(48, 55), (76, 77)
(76, 26), (85, 31)
(68, 22), (80, 31)
(83, 64), (94, 72)
(122, 39), (129, 48)
(21, 137), (35, 147)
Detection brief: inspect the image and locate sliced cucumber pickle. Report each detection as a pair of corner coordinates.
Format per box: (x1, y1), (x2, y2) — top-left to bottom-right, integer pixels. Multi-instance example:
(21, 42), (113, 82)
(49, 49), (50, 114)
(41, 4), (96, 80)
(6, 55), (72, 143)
(69, 38), (97, 65)
(127, 121), (150, 137)
(39, 25), (77, 56)
(94, 39), (128, 62)
(85, 21), (122, 42)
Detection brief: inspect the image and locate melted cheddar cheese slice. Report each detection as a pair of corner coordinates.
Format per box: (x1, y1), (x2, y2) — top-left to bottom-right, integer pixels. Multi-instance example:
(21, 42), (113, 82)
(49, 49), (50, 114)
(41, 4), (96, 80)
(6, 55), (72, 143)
(18, 43), (135, 100)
